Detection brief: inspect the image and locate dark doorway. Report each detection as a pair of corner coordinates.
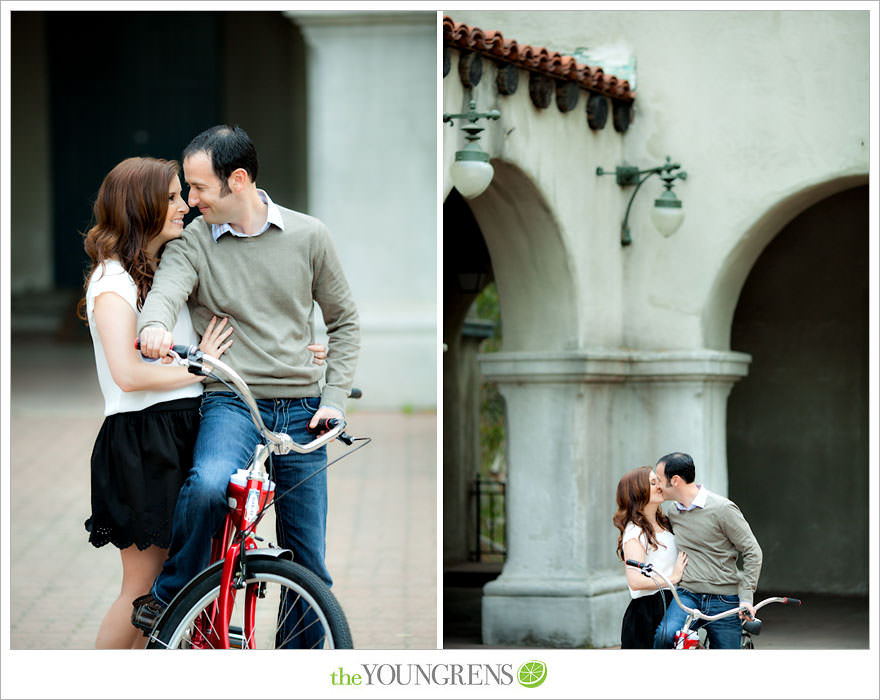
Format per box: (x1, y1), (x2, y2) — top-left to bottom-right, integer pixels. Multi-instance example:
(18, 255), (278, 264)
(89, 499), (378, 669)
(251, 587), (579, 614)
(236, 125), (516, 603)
(44, 11), (223, 287)
(728, 185), (868, 596)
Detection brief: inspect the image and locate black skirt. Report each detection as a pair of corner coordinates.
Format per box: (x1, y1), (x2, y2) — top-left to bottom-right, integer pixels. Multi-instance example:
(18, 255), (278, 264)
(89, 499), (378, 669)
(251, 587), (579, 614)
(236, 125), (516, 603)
(85, 396), (201, 550)
(620, 589), (673, 649)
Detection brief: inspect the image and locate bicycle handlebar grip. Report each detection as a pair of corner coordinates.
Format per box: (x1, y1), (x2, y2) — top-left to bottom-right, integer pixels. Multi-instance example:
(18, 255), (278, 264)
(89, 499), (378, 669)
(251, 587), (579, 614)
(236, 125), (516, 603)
(625, 559), (643, 568)
(784, 597), (802, 606)
(349, 388), (363, 399)
(307, 417), (340, 435)
(134, 339), (197, 358)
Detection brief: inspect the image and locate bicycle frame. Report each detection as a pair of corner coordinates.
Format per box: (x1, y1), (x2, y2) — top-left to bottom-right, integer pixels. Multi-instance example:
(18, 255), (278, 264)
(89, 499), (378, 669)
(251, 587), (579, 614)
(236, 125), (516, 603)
(191, 470), (272, 649)
(165, 346), (350, 649)
(625, 559), (801, 649)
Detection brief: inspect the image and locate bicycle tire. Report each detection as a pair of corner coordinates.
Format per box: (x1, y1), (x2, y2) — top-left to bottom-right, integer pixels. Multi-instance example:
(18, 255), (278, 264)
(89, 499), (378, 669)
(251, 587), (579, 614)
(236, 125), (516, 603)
(147, 556), (352, 649)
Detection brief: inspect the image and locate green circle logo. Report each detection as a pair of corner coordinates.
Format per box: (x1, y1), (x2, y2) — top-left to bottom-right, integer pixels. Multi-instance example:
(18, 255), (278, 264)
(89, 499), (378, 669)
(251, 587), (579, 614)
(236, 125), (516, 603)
(517, 660), (547, 688)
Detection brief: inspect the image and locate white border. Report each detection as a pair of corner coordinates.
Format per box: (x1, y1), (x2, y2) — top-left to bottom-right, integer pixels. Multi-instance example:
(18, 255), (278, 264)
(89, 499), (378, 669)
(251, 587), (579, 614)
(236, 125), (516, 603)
(435, 9), (446, 653)
(2, 3), (878, 699)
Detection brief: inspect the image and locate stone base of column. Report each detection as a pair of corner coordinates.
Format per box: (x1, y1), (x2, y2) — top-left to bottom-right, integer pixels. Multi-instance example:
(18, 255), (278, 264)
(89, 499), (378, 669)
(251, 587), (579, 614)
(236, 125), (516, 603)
(481, 574), (630, 648)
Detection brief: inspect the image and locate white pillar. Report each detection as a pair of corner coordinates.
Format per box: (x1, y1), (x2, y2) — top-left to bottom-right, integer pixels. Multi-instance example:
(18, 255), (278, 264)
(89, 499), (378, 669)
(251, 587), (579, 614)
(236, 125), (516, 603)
(478, 349), (750, 647)
(286, 11), (436, 410)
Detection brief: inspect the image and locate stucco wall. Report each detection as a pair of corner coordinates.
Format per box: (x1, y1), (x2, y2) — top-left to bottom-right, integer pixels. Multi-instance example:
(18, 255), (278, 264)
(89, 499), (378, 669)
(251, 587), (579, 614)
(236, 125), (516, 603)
(445, 9), (869, 351)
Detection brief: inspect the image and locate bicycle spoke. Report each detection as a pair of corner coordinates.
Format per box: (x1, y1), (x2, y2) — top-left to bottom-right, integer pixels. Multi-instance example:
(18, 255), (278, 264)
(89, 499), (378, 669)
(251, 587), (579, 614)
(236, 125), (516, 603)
(277, 611), (322, 648)
(275, 590), (303, 632)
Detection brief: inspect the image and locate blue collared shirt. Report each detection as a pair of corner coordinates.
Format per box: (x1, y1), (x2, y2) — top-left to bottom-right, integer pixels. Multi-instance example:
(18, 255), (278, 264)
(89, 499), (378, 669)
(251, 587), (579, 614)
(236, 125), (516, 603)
(211, 189), (285, 241)
(674, 484), (707, 512)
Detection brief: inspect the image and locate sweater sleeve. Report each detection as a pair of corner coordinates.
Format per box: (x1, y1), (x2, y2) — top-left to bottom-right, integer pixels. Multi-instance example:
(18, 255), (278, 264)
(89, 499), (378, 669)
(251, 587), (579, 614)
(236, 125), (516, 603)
(311, 223), (360, 411)
(137, 232), (201, 335)
(719, 501), (763, 604)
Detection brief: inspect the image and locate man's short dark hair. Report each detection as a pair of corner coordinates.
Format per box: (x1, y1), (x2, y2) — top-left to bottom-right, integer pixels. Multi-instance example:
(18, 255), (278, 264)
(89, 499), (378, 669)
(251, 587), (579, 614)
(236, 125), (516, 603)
(657, 452), (696, 484)
(183, 124), (258, 194)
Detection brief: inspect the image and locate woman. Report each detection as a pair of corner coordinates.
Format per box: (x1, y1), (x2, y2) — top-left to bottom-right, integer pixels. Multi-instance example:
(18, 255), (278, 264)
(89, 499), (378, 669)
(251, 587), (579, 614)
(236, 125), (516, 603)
(77, 157), (326, 648)
(613, 466), (687, 649)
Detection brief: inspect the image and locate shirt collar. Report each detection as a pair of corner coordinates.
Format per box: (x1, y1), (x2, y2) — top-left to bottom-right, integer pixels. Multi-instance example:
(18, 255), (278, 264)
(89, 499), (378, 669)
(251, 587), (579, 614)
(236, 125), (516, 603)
(211, 189), (284, 241)
(675, 484), (708, 511)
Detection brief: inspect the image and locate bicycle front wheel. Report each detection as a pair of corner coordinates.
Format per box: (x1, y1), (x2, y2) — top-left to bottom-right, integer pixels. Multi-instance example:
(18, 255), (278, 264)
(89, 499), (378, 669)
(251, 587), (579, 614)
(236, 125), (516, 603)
(147, 557), (352, 649)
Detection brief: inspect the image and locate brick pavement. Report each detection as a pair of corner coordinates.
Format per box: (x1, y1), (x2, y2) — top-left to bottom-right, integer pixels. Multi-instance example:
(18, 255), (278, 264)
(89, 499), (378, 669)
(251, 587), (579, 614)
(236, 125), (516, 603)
(9, 339), (437, 650)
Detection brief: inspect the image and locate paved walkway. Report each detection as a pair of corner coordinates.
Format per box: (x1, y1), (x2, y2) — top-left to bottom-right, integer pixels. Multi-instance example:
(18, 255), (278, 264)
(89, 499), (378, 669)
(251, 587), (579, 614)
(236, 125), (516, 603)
(9, 338), (437, 650)
(443, 585), (869, 649)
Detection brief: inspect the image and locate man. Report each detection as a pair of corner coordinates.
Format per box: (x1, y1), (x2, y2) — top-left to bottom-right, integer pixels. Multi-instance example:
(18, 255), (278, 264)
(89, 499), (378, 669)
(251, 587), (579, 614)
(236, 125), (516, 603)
(132, 125), (359, 641)
(652, 452), (762, 649)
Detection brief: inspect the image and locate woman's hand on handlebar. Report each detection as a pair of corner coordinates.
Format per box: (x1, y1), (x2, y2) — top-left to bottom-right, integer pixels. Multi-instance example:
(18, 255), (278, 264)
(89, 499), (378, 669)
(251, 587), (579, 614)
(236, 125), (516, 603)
(139, 326), (174, 361)
(671, 551), (688, 585)
(199, 316), (234, 360)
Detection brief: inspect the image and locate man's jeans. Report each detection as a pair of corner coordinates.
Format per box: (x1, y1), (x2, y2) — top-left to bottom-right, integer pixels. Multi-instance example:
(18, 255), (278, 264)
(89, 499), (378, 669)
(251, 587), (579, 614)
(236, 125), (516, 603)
(152, 392), (330, 642)
(653, 588), (742, 649)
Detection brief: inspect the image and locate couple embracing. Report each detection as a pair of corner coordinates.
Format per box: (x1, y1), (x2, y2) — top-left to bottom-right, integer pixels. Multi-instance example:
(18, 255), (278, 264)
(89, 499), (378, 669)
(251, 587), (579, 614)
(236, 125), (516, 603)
(80, 125), (359, 647)
(613, 452), (763, 649)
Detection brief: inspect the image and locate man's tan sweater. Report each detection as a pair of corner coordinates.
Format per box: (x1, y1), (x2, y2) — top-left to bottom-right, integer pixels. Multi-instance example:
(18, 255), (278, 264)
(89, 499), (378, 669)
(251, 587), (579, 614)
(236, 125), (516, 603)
(138, 207), (359, 411)
(667, 488), (763, 605)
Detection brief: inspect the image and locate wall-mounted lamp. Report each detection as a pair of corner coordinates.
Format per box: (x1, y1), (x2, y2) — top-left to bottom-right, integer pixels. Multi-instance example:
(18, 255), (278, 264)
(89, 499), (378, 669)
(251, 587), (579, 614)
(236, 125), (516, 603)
(596, 156), (687, 246)
(443, 100), (501, 199)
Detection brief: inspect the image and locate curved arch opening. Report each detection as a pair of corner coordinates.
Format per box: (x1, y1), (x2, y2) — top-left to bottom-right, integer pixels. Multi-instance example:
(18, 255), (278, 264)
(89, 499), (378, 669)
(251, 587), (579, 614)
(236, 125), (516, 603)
(727, 184), (868, 598)
(703, 173), (868, 350)
(465, 160), (580, 352)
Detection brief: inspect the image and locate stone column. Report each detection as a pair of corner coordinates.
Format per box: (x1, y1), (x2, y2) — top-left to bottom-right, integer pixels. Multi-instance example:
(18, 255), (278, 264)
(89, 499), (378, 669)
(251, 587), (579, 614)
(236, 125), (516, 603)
(285, 10), (436, 410)
(477, 349), (750, 647)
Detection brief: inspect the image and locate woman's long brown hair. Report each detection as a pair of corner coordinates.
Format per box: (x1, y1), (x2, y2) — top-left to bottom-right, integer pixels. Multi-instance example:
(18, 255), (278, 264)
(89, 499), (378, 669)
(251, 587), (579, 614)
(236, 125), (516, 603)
(612, 466), (672, 561)
(76, 157), (179, 320)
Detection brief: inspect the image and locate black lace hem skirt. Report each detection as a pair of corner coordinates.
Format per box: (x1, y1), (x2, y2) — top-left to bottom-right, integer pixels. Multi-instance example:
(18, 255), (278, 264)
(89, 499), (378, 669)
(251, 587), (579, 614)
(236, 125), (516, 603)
(620, 589), (673, 649)
(85, 396), (201, 551)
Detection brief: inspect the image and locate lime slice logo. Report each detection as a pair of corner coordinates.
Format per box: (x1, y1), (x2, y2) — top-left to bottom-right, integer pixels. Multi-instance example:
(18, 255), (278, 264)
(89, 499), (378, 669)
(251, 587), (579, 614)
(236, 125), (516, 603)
(517, 660), (547, 688)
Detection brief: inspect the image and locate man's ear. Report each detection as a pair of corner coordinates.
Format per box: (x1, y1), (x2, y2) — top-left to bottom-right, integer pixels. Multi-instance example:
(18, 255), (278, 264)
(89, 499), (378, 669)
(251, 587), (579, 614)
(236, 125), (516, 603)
(228, 168), (249, 193)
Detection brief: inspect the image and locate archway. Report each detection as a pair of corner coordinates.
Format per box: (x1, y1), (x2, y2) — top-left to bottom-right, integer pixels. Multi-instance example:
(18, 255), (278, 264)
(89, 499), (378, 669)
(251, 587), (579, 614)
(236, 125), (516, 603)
(702, 174), (868, 350)
(727, 185), (868, 596)
(443, 188), (496, 568)
(443, 163), (578, 644)
(465, 161), (580, 352)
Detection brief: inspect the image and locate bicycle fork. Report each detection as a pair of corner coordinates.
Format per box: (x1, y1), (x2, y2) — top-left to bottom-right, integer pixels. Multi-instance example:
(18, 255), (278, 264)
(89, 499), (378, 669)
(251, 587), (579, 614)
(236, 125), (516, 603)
(192, 514), (262, 649)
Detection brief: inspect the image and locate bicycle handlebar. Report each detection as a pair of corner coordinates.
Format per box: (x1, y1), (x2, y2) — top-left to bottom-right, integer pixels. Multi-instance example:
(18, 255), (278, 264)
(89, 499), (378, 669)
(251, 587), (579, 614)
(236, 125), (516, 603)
(625, 559), (801, 624)
(135, 340), (345, 454)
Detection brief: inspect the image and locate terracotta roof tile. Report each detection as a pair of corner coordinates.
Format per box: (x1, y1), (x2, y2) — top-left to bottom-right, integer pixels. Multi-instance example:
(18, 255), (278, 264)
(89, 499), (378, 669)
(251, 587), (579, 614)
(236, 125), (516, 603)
(443, 15), (635, 102)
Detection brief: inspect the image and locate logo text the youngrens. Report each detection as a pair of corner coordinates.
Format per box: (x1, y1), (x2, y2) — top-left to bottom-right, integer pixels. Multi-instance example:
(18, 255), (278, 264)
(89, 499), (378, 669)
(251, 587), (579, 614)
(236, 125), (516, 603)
(330, 664), (515, 687)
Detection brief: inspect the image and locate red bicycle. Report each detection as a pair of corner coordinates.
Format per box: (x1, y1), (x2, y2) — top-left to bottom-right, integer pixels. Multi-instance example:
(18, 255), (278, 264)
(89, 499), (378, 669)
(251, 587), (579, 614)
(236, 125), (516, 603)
(142, 343), (367, 649)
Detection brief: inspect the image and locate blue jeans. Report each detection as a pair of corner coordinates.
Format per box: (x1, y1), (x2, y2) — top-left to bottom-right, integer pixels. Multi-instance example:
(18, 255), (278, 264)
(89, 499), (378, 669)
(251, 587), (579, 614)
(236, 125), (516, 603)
(152, 392), (330, 646)
(653, 588), (743, 649)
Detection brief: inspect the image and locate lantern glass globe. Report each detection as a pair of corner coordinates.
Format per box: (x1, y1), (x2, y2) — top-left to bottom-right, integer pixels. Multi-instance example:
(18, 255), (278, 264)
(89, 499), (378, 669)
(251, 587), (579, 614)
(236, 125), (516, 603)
(451, 158), (494, 199)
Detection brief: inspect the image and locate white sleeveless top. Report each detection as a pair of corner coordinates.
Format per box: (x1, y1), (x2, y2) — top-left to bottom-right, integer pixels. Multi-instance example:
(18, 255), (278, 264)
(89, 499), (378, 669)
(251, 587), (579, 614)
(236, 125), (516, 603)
(622, 523), (678, 600)
(86, 259), (202, 416)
